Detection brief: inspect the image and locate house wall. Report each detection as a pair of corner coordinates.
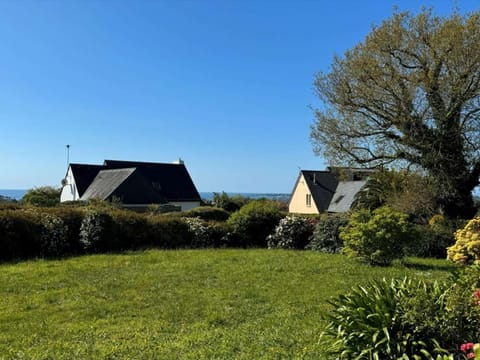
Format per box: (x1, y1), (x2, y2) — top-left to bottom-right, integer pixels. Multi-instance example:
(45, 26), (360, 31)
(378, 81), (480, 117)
(60, 167), (79, 202)
(169, 201), (201, 211)
(288, 174), (319, 214)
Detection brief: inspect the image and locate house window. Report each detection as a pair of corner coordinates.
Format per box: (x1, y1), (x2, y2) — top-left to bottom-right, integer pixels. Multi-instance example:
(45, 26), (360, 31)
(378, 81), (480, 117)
(306, 194), (312, 207)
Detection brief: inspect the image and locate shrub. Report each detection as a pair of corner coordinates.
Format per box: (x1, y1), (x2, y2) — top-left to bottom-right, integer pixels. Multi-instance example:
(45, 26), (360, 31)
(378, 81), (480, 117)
(38, 213), (68, 257)
(306, 213), (349, 253)
(321, 266), (480, 359)
(447, 217), (480, 265)
(213, 192), (250, 212)
(227, 200), (283, 248)
(267, 216), (313, 249)
(146, 216), (193, 249)
(321, 277), (453, 359)
(187, 206), (230, 221)
(22, 186), (61, 207)
(45, 207), (85, 254)
(110, 210), (149, 250)
(0, 209), (41, 260)
(340, 206), (413, 266)
(79, 211), (116, 253)
(183, 217), (212, 248)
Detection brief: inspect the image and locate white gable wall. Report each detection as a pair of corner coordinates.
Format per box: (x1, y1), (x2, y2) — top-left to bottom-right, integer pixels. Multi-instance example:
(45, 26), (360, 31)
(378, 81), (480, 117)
(60, 166), (80, 202)
(288, 173), (319, 214)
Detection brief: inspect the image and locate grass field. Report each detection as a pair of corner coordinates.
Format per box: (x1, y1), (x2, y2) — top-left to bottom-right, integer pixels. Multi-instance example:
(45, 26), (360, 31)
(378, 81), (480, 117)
(0, 250), (457, 359)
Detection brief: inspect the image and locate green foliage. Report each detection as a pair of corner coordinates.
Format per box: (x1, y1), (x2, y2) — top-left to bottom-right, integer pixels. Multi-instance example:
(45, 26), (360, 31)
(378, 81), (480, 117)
(306, 213), (349, 253)
(353, 170), (438, 223)
(0, 209), (41, 260)
(0, 250), (454, 359)
(267, 216), (313, 249)
(22, 186), (61, 207)
(0, 194), (17, 203)
(341, 206), (413, 265)
(213, 191), (250, 212)
(145, 216), (193, 249)
(321, 278), (453, 359)
(227, 200), (283, 247)
(79, 211), (116, 253)
(180, 206), (230, 221)
(311, 9), (480, 218)
(38, 213), (69, 257)
(447, 217), (480, 265)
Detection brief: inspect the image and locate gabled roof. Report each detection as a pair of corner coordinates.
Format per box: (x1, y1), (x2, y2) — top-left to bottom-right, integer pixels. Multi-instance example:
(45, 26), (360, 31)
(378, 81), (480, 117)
(68, 159), (201, 204)
(327, 180), (367, 213)
(301, 170), (338, 212)
(69, 164), (104, 197)
(80, 168), (137, 201)
(103, 160), (201, 201)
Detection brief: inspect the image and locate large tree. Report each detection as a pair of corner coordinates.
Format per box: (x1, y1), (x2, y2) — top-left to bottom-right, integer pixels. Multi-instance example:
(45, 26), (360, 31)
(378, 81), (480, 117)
(311, 9), (480, 218)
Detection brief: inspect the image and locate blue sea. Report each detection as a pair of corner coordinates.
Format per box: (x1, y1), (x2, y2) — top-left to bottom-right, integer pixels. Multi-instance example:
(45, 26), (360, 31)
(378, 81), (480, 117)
(0, 189), (290, 202)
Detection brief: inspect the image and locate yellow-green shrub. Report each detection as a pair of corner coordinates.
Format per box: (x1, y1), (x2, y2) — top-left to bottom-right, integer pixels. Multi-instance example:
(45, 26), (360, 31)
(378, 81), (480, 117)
(447, 217), (480, 264)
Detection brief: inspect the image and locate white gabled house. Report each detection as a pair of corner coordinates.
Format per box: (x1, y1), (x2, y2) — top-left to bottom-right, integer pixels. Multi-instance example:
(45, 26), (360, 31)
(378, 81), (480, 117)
(60, 159), (201, 211)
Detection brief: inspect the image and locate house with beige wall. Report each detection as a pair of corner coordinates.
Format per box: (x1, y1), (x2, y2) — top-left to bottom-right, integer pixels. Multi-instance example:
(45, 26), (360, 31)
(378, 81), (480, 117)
(288, 168), (368, 214)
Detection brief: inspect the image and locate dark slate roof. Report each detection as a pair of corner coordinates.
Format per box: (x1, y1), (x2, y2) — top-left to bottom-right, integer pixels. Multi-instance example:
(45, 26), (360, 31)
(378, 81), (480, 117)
(301, 170), (338, 212)
(327, 180), (367, 213)
(69, 164), (104, 197)
(103, 160), (201, 201)
(80, 168), (137, 201)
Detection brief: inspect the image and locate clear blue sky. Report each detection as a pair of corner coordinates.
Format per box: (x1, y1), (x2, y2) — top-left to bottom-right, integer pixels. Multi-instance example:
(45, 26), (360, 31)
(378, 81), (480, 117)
(0, 0), (478, 193)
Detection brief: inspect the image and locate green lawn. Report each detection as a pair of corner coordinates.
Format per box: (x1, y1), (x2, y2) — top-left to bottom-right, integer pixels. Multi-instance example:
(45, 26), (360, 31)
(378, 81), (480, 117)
(0, 250), (456, 359)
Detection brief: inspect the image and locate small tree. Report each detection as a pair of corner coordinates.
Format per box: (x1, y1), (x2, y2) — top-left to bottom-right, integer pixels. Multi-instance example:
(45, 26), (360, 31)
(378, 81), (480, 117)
(341, 206), (413, 265)
(22, 186), (61, 207)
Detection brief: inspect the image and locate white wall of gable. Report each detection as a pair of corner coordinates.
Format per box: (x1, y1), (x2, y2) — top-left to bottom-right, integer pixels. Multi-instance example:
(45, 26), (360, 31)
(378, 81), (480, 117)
(60, 167), (79, 202)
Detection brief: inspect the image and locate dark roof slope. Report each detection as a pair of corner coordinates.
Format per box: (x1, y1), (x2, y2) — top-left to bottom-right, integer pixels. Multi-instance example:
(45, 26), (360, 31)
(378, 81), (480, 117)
(301, 170), (338, 212)
(80, 168), (137, 201)
(103, 160), (201, 201)
(69, 164), (104, 197)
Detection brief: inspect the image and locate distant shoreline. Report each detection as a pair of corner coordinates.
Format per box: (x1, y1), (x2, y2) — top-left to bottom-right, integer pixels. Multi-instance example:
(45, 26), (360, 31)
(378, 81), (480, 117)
(0, 189), (290, 202)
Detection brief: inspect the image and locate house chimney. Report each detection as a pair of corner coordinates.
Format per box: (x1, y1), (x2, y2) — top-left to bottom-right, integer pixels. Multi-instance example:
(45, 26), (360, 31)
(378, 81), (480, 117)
(173, 158), (184, 165)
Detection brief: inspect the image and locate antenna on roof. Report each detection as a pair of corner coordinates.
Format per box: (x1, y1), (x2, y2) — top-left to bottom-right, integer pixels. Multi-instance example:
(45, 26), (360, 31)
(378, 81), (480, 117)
(66, 144), (70, 167)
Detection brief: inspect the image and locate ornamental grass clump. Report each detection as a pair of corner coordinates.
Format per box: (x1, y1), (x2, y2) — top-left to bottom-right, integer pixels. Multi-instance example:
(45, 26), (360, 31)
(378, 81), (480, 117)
(447, 217), (480, 265)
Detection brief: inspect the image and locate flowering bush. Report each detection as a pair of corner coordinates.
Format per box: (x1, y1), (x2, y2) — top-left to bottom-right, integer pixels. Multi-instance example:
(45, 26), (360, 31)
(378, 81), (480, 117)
(39, 213), (68, 257)
(306, 213), (348, 253)
(183, 217), (212, 248)
(447, 217), (480, 265)
(267, 216), (313, 249)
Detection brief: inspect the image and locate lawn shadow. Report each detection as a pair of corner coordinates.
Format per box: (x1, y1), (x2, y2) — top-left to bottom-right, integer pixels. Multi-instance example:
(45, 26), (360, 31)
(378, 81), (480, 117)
(397, 258), (459, 273)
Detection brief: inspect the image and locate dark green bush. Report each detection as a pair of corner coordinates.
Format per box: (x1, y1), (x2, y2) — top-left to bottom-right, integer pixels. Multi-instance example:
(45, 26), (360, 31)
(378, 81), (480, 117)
(321, 278), (453, 359)
(227, 200), (284, 248)
(110, 210), (149, 250)
(146, 216), (193, 249)
(213, 192), (250, 212)
(22, 186), (61, 207)
(38, 213), (68, 257)
(341, 206), (413, 265)
(306, 213), (349, 253)
(267, 216), (313, 249)
(181, 206), (230, 221)
(0, 209), (41, 260)
(44, 207), (84, 254)
(79, 211), (117, 253)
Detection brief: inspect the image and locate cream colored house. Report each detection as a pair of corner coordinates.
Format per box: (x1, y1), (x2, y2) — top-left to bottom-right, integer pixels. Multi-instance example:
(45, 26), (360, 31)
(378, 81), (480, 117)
(288, 169), (368, 214)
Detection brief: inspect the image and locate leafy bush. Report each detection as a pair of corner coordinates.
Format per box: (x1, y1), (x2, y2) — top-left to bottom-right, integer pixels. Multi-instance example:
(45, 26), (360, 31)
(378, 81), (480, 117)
(79, 211), (116, 253)
(306, 213), (349, 253)
(45, 207), (84, 254)
(22, 186), (61, 207)
(0, 209), (41, 260)
(146, 216), (193, 249)
(38, 213), (68, 257)
(213, 192), (250, 212)
(183, 217), (212, 248)
(321, 277), (455, 359)
(341, 206), (413, 266)
(178, 206), (230, 222)
(267, 216), (313, 249)
(227, 200), (283, 248)
(447, 217), (480, 265)
(111, 210), (149, 250)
